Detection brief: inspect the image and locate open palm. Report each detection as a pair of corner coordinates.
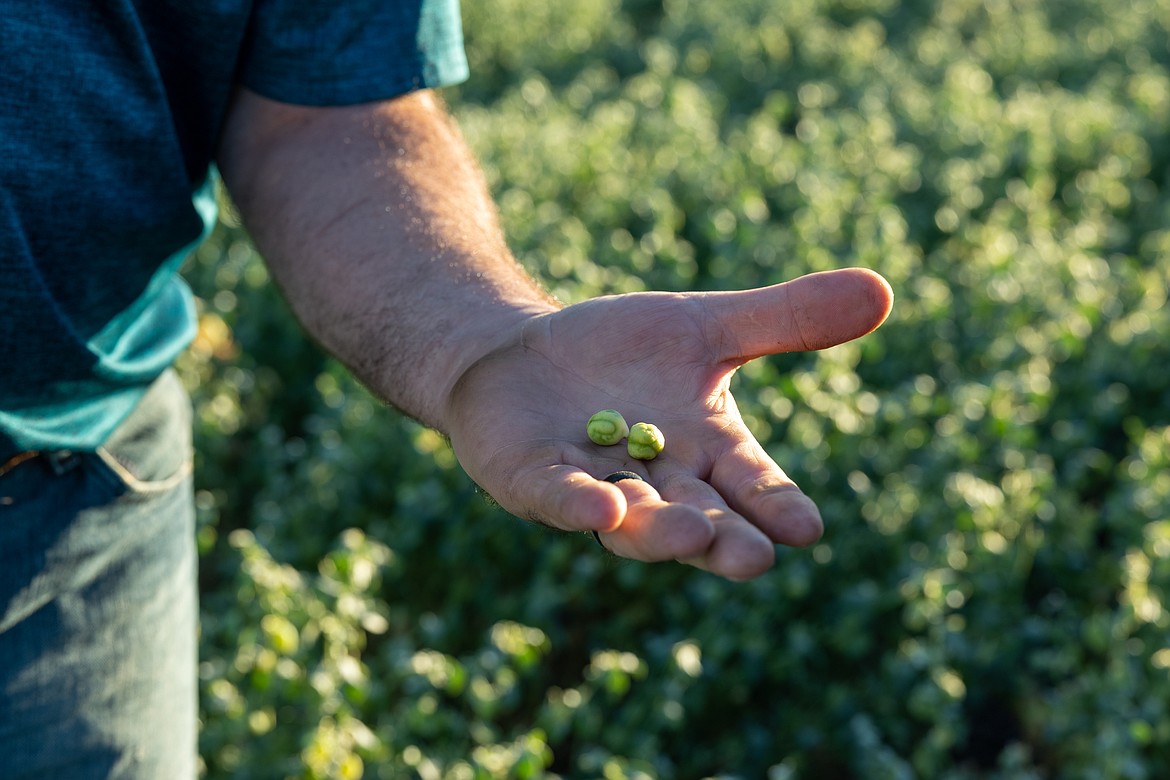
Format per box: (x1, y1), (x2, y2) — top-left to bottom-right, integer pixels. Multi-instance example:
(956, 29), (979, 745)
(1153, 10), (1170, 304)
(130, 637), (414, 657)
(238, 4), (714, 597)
(444, 268), (893, 580)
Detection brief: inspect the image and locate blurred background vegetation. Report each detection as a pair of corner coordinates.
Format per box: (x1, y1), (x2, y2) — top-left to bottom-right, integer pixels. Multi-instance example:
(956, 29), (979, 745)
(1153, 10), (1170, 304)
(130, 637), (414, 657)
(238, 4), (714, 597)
(185, 0), (1170, 777)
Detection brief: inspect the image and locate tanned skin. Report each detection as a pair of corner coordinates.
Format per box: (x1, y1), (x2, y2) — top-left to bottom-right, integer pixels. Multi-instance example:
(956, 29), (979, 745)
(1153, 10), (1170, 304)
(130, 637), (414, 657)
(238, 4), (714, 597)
(216, 88), (893, 581)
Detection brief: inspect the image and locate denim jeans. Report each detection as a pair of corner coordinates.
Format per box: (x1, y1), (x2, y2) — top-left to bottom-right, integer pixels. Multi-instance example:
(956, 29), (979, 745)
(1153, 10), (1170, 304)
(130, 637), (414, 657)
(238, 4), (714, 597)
(0, 370), (197, 780)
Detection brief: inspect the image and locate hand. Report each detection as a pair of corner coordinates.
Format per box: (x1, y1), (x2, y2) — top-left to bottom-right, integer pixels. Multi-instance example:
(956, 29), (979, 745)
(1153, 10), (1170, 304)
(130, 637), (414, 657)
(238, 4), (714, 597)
(443, 267), (893, 581)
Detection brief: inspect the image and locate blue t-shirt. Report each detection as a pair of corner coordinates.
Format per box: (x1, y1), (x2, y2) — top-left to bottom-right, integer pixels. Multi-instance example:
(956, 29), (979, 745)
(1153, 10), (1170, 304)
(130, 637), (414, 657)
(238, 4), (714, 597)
(0, 0), (468, 452)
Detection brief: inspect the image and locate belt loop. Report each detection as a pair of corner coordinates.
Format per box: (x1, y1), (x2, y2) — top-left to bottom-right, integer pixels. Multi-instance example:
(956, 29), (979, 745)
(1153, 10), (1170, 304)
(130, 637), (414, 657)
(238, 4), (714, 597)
(45, 450), (81, 475)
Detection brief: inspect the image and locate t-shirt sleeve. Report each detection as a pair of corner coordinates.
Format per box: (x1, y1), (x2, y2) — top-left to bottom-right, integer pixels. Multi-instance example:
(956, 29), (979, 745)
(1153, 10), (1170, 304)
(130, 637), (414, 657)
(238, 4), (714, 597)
(237, 0), (469, 106)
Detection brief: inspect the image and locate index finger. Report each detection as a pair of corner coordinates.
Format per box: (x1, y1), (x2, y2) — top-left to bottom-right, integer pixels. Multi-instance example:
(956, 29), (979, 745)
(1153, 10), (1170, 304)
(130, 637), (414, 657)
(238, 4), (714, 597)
(708, 439), (823, 547)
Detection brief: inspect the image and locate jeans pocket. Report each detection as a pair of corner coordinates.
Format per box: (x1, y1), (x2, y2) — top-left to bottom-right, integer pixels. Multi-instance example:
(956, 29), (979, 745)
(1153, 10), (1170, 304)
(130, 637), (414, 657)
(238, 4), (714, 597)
(94, 446), (191, 495)
(91, 370), (193, 497)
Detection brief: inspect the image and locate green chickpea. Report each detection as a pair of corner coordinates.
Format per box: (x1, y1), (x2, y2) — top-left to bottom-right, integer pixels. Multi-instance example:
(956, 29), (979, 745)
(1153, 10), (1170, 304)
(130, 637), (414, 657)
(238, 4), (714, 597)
(627, 422), (665, 460)
(586, 409), (629, 446)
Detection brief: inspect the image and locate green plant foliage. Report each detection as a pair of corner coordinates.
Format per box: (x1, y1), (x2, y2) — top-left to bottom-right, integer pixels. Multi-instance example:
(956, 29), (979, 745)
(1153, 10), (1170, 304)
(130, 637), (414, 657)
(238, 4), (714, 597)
(187, 0), (1170, 777)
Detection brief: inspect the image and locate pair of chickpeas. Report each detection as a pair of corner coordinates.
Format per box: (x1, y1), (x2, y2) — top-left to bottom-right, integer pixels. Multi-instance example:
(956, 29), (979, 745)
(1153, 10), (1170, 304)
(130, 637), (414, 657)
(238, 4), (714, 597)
(586, 409), (665, 460)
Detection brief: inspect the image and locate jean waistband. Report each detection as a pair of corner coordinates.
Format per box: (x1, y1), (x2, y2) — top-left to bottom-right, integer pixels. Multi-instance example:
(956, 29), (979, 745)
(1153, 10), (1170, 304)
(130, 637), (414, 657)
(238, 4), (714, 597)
(0, 372), (177, 470)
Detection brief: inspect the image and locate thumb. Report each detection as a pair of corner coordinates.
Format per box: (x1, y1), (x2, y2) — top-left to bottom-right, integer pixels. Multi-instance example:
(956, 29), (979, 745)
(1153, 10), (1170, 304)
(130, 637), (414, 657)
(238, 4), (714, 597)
(701, 267), (893, 362)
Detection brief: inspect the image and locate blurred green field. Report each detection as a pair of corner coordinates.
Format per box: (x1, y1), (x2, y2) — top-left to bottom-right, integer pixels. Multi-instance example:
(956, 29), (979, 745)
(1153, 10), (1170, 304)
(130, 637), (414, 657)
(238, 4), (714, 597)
(185, 0), (1170, 777)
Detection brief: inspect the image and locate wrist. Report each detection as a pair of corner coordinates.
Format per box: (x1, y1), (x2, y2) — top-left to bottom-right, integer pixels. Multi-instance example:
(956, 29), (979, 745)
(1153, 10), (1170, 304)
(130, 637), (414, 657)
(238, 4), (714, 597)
(410, 299), (560, 433)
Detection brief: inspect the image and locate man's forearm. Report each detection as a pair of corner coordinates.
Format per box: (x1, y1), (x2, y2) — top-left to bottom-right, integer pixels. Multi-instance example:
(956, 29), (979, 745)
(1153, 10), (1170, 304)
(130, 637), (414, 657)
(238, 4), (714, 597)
(215, 89), (559, 430)
(213, 87), (895, 579)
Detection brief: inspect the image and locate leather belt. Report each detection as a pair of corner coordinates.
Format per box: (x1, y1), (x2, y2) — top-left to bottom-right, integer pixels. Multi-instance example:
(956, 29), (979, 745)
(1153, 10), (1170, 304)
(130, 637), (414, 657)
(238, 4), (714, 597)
(0, 431), (40, 478)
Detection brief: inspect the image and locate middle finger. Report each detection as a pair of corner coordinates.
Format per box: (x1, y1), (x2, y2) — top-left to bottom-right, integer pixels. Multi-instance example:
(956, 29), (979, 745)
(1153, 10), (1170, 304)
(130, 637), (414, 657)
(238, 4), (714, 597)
(654, 469), (777, 580)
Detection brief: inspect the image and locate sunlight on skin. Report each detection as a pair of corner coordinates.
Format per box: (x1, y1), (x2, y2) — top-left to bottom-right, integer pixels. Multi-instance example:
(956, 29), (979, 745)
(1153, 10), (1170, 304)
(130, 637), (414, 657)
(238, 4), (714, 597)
(446, 267), (893, 581)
